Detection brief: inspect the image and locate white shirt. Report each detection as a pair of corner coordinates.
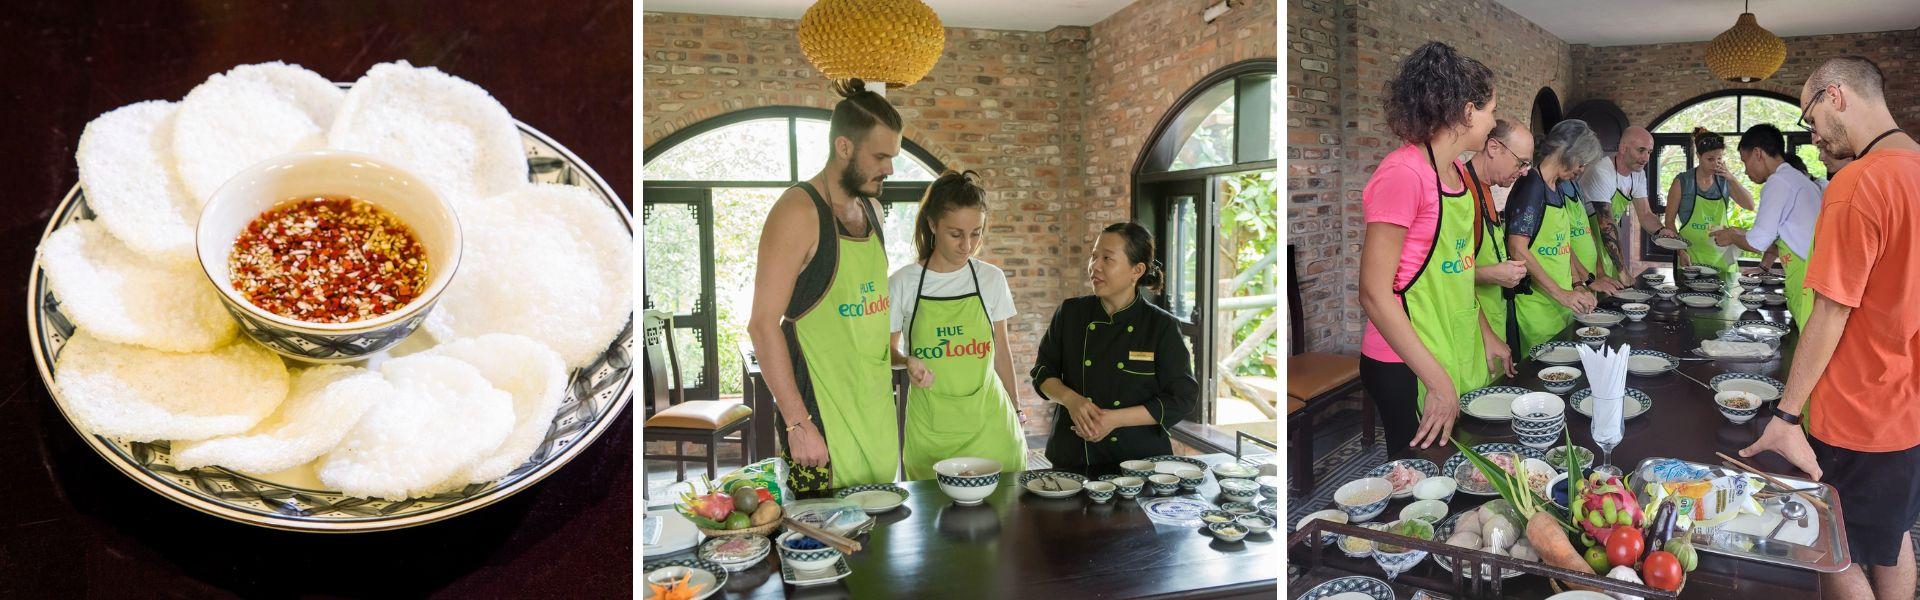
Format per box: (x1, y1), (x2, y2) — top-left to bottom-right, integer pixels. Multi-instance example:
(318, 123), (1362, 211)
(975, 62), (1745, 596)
(1576, 159), (1648, 213)
(888, 258), (1018, 333)
(1746, 163), (1822, 258)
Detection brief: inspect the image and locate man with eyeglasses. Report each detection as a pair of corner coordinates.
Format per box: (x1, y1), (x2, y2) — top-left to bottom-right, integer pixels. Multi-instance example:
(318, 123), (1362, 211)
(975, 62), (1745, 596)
(1466, 118), (1532, 344)
(1578, 126), (1670, 281)
(1740, 55), (1920, 600)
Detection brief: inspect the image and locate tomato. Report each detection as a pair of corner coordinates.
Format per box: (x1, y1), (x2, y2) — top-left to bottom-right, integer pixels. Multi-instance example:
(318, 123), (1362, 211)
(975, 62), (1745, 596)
(1642, 551), (1684, 591)
(1606, 527), (1645, 568)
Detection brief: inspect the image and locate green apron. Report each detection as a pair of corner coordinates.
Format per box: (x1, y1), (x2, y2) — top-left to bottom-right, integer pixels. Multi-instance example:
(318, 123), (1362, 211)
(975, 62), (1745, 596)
(901, 260), (1027, 480)
(788, 216), (899, 489)
(1566, 186), (1610, 278)
(1401, 146), (1490, 407)
(1778, 237), (1813, 332)
(1678, 173), (1737, 273)
(1514, 186), (1576, 351)
(1469, 166), (1514, 345)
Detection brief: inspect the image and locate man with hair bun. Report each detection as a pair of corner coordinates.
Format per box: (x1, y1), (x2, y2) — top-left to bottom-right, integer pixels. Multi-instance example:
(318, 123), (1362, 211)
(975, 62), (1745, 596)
(1741, 55), (1920, 600)
(748, 78), (906, 491)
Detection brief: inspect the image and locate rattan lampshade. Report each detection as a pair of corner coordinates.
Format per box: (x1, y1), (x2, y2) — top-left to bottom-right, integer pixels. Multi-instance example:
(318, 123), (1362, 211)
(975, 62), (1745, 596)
(1705, 12), (1786, 83)
(798, 0), (946, 89)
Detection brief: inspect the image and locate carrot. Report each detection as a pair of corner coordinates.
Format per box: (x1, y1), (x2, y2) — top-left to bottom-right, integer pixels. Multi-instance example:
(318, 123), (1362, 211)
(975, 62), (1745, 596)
(1529, 510), (1601, 590)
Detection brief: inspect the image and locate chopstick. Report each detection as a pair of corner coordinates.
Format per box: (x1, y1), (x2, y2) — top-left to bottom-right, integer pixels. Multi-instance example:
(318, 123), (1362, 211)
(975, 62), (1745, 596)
(1674, 369), (1715, 391)
(782, 516), (864, 555)
(1715, 452), (1830, 511)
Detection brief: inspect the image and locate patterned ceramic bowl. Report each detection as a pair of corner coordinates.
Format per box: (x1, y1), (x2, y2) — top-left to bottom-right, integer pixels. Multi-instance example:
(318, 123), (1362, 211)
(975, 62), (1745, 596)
(1335, 477), (1391, 522)
(1175, 467), (1205, 490)
(1120, 460), (1156, 480)
(1236, 513), (1275, 534)
(776, 531), (842, 572)
(1622, 302), (1651, 321)
(933, 457), (1003, 506)
(1255, 475), (1280, 500)
(196, 150), (461, 363)
(1083, 480), (1116, 503)
(1219, 478), (1259, 502)
(1715, 390), (1762, 423)
(1208, 520), (1249, 542)
(1148, 474), (1180, 496)
(1111, 476), (1145, 498)
(1296, 509), (1348, 546)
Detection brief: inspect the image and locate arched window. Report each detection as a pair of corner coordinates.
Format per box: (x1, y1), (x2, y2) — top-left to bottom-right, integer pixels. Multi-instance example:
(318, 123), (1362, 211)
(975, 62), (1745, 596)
(1131, 59), (1278, 429)
(1643, 91), (1821, 263)
(642, 107), (944, 400)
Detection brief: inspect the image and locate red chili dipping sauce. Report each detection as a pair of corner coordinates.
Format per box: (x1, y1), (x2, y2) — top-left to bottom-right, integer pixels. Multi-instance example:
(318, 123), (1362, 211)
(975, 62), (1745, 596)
(229, 196), (429, 324)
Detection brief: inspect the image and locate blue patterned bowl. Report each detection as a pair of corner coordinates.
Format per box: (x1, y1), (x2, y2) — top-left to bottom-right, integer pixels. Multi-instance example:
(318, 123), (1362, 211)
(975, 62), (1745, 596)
(1148, 474), (1180, 496)
(1296, 575), (1393, 600)
(1334, 477), (1391, 522)
(1120, 460), (1155, 480)
(1084, 480), (1116, 503)
(1207, 520), (1248, 542)
(1219, 478), (1259, 503)
(1175, 467), (1205, 490)
(1111, 476), (1145, 498)
(776, 531), (842, 572)
(1715, 390), (1762, 423)
(196, 150), (461, 363)
(933, 457), (1003, 506)
(1256, 475), (1280, 500)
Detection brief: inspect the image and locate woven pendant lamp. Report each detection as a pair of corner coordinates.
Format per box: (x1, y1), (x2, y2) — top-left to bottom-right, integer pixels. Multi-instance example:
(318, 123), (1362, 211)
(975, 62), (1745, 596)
(1704, 1), (1786, 83)
(799, 0), (946, 93)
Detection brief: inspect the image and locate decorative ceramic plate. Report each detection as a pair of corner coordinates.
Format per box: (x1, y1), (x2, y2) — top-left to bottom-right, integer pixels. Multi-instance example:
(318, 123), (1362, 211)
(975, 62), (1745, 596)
(1570, 388), (1654, 420)
(1611, 289), (1653, 303)
(29, 109), (633, 532)
(1146, 454), (1209, 475)
(1364, 459), (1440, 499)
(1220, 501), (1259, 515)
(835, 483), (909, 514)
(1711, 373), (1784, 402)
(698, 534), (772, 571)
(1442, 443), (1545, 496)
(1653, 236), (1690, 250)
(643, 558), (728, 600)
(1732, 320), (1790, 338)
(1686, 281), (1724, 292)
(1294, 575), (1395, 600)
(1627, 349), (1677, 375)
(1460, 386), (1532, 421)
(1531, 341), (1583, 365)
(1676, 292), (1722, 308)
(781, 554), (854, 587)
(1574, 309), (1625, 327)
(1141, 497), (1213, 522)
(1019, 470), (1088, 498)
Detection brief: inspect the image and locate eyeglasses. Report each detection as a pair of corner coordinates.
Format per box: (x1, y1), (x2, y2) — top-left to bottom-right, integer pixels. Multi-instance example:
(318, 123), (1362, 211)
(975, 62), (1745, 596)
(1799, 86), (1831, 130)
(1489, 138), (1532, 171)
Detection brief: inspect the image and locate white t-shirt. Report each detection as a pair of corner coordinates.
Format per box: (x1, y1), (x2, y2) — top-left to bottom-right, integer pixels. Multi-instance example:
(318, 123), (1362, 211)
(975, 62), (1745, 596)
(1576, 159), (1648, 213)
(1746, 163), (1822, 258)
(888, 258), (1018, 333)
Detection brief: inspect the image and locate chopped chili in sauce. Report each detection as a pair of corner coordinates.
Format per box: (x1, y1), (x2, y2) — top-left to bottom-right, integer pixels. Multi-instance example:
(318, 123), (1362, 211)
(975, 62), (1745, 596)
(229, 196), (428, 323)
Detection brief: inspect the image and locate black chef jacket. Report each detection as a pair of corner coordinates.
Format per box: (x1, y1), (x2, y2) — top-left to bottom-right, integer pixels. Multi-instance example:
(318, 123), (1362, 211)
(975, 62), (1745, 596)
(1030, 294), (1201, 472)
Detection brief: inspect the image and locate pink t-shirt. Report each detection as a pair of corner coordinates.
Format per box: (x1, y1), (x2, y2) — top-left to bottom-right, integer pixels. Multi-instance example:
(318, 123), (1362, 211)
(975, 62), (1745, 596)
(1362, 144), (1467, 363)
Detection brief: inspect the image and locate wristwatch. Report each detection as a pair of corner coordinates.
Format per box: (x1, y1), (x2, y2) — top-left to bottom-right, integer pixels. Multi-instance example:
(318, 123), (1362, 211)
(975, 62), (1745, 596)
(1770, 406), (1802, 426)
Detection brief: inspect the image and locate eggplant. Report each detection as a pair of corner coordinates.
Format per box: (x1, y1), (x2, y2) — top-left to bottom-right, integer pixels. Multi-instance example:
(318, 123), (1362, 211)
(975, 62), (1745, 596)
(1642, 500), (1678, 563)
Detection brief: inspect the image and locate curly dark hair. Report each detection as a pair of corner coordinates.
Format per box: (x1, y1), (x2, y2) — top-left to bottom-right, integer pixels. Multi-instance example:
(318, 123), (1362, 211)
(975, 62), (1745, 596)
(1386, 42), (1496, 144)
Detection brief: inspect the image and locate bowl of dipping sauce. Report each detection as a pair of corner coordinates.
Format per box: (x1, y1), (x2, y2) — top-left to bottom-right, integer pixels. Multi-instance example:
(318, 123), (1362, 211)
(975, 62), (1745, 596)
(197, 150), (460, 362)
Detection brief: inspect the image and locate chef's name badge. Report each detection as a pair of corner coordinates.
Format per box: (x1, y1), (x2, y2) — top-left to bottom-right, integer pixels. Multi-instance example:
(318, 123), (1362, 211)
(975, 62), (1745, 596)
(1128, 351), (1154, 361)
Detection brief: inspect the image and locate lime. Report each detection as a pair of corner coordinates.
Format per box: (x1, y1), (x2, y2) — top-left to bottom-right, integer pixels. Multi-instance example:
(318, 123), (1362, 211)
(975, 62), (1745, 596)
(723, 511), (752, 530)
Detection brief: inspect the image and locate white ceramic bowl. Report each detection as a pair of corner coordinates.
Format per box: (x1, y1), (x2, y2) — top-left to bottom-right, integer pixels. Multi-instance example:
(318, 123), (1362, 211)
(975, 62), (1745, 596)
(1511, 392), (1567, 421)
(197, 150), (461, 363)
(1653, 284), (1680, 299)
(1400, 499), (1449, 524)
(1174, 467), (1204, 489)
(1715, 390), (1762, 423)
(1148, 473), (1180, 496)
(1412, 476), (1456, 502)
(1739, 294), (1767, 310)
(1622, 303), (1651, 321)
(1576, 326), (1610, 348)
(1538, 367), (1581, 394)
(1219, 478), (1259, 502)
(932, 457), (1003, 505)
(1111, 476), (1145, 498)
(1296, 509), (1349, 546)
(1083, 480), (1117, 503)
(776, 531), (842, 572)
(1120, 460), (1156, 479)
(1236, 513), (1275, 534)
(1334, 477), (1392, 522)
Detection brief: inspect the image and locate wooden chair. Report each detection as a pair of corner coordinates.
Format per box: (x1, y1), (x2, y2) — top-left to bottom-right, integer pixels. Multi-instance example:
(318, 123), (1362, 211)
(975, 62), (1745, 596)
(1285, 244), (1368, 496)
(642, 310), (753, 482)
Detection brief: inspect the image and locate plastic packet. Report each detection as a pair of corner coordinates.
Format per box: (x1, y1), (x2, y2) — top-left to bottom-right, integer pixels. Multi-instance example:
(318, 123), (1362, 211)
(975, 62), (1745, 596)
(784, 498), (871, 537)
(1644, 473), (1766, 528)
(717, 457), (794, 505)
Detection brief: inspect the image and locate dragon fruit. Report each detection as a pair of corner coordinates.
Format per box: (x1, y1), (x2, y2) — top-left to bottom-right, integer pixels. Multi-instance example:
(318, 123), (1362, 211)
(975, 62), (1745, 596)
(1575, 473), (1645, 544)
(674, 478), (738, 526)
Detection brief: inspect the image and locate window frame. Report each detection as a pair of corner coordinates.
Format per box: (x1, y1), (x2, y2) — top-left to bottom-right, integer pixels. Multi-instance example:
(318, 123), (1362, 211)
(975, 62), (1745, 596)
(642, 106), (946, 400)
(1130, 59), (1278, 427)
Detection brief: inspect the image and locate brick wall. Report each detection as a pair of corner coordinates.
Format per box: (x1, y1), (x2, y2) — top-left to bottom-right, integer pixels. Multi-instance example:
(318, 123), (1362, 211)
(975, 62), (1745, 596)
(1573, 28), (1920, 134)
(1286, 0), (1572, 353)
(644, 1), (1272, 438)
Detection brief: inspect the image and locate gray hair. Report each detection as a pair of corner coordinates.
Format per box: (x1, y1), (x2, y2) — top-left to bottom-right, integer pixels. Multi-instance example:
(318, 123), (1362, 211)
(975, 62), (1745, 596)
(1535, 119), (1604, 171)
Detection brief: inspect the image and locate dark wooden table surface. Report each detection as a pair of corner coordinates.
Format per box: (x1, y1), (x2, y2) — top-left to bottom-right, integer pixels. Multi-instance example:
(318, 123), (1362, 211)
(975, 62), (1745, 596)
(651, 453), (1279, 599)
(1289, 267), (1828, 599)
(0, 3), (632, 598)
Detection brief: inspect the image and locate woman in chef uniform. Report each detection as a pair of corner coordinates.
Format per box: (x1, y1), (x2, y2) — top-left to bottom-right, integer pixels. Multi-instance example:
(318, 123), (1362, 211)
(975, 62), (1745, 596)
(890, 171), (1027, 480)
(1030, 222), (1200, 472)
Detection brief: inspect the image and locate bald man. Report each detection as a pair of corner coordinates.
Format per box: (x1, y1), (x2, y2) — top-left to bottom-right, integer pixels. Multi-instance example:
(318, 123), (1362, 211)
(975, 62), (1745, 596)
(1740, 55), (1920, 600)
(1578, 126), (1670, 281)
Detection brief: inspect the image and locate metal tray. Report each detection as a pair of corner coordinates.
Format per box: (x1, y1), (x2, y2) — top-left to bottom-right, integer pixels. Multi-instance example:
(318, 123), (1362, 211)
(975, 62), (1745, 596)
(1626, 457), (1851, 573)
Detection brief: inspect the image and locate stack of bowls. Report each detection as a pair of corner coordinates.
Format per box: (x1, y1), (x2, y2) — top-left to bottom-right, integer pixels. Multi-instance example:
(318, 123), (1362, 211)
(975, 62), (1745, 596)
(1510, 392), (1566, 449)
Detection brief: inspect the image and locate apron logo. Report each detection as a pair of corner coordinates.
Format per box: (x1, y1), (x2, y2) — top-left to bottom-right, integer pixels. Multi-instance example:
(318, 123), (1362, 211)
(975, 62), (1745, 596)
(838, 281), (892, 317)
(1440, 252), (1477, 275)
(1691, 221), (1708, 231)
(911, 335), (992, 359)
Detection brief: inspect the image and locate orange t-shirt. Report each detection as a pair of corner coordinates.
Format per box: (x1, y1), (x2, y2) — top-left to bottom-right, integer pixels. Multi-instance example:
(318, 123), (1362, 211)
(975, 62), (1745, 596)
(1805, 148), (1920, 452)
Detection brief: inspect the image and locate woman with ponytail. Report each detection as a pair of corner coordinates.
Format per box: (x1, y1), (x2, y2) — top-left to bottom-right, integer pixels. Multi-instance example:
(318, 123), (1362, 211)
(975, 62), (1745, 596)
(887, 170), (1027, 480)
(1663, 127), (1756, 274)
(1029, 221), (1200, 471)
(1714, 123), (1824, 330)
